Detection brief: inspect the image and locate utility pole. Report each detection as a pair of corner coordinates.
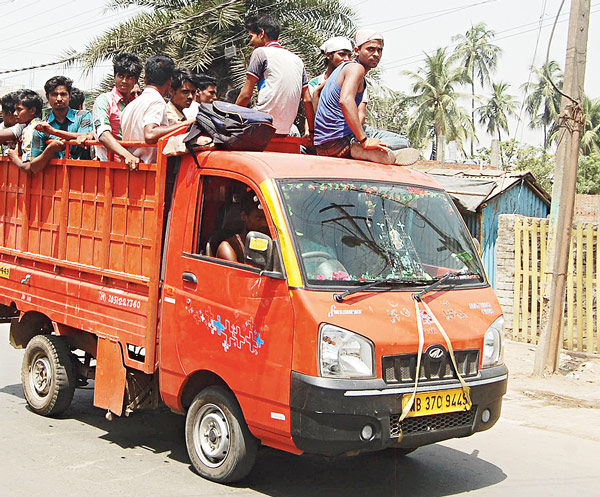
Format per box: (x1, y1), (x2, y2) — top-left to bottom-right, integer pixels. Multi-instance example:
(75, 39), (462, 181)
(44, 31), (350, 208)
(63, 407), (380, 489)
(534, 0), (590, 376)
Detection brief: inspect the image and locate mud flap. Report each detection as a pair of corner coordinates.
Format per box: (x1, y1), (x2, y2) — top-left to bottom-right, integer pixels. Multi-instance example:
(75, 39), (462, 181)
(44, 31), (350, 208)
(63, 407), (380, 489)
(94, 337), (126, 416)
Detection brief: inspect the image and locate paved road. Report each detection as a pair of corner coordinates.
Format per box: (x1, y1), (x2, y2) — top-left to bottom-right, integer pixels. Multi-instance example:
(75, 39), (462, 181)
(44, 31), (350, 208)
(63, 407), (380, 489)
(1, 323), (599, 497)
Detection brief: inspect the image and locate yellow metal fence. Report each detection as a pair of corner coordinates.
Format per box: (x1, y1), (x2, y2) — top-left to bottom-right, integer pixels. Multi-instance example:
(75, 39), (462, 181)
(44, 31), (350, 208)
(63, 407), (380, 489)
(513, 218), (599, 354)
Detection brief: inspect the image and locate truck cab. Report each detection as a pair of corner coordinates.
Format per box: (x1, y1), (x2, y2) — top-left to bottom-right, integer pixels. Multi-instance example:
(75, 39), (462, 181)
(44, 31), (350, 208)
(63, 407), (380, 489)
(0, 133), (507, 484)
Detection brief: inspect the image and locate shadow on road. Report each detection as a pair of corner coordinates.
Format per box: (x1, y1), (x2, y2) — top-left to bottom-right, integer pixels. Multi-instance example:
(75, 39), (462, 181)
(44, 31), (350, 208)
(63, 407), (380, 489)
(1, 383), (506, 496)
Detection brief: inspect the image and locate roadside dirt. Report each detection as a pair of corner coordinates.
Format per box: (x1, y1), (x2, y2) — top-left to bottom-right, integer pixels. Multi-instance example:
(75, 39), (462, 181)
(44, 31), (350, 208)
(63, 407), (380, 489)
(502, 340), (600, 441)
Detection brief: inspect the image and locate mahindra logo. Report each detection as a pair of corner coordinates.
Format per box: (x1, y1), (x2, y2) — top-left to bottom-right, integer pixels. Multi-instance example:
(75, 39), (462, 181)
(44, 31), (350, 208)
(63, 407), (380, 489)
(426, 345), (445, 361)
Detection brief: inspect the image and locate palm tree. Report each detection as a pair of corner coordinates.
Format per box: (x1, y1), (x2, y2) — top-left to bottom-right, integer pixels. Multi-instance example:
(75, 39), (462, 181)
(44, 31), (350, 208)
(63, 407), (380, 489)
(477, 82), (519, 168)
(73, 0), (356, 91)
(451, 23), (502, 157)
(404, 48), (472, 162)
(522, 61), (563, 149)
(580, 95), (600, 156)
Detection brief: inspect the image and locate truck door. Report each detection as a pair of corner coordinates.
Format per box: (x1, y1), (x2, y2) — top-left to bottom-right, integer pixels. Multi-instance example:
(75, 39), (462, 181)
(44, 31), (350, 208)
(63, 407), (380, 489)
(160, 172), (295, 440)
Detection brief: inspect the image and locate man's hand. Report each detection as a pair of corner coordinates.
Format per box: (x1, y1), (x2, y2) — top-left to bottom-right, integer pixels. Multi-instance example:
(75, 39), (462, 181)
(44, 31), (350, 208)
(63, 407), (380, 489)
(34, 122), (54, 135)
(6, 148), (19, 162)
(361, 137), (389, 152)
(123, 151), (140, 171)
(75, 132), (94, 147)
(47, 139), (66, 152)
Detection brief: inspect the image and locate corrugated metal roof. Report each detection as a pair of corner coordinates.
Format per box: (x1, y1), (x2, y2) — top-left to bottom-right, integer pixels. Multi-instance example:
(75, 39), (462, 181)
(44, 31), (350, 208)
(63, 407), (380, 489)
(414, 166), (551, 212)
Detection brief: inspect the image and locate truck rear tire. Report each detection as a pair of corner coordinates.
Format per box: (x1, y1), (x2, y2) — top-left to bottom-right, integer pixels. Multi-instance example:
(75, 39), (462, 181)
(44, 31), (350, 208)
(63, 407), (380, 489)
(21, 335), (76, 416)
(185, 386), (258, 483)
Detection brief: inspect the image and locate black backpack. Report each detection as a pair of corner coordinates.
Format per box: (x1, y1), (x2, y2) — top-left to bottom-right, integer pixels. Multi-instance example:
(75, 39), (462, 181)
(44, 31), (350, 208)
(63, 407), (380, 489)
(184, 101), (276, 154)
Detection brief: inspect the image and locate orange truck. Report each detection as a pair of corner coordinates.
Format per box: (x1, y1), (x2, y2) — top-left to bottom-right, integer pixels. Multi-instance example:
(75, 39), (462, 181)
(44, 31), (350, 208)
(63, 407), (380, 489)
(0, 132), (507, 483)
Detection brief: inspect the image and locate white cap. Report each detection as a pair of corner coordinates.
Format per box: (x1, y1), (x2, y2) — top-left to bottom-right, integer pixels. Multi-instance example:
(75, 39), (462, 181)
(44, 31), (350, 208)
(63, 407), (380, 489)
(354, 29), (384, 48)
(320, 36), (353, 54)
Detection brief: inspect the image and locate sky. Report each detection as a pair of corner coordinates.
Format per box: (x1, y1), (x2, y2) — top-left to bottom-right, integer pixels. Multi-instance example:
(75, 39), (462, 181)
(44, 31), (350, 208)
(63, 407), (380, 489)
(0, 0), (598, 150)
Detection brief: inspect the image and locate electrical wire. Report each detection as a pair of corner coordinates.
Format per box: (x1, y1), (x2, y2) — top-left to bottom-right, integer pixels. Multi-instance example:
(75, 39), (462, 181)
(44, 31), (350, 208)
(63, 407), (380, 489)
(513, 0), (549, 142)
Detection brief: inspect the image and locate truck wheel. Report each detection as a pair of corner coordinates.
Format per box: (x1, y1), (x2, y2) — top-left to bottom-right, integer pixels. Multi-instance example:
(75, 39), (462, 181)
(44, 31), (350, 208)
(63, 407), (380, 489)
(21, 335), (75, 416)
(185, 386), (258, 483)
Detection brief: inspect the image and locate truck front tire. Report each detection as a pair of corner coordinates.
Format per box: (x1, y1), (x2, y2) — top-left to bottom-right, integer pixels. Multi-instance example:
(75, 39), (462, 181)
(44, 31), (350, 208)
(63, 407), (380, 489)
(21, 335), (76, 416)
(185, 386), (258, 483)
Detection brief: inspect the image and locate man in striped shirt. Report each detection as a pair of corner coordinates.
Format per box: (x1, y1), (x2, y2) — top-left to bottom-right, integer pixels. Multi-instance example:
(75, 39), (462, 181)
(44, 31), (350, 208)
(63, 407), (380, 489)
(92, 53), (143, 169)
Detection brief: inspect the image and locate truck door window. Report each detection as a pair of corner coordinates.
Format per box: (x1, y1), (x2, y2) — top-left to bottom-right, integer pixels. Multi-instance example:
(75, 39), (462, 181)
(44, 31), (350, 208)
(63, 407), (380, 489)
(196, 177), (270, 266)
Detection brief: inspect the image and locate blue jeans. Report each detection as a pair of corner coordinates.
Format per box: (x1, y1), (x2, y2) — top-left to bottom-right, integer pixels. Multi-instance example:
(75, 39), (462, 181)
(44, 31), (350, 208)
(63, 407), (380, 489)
(364, 125), (410, 150)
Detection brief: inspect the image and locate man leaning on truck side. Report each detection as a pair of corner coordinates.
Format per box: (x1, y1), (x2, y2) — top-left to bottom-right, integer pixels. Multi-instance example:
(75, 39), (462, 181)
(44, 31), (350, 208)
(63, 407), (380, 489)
(121, 54), (193, 164)
(32, 76), (94, 162)
(92, 53), (143, 170)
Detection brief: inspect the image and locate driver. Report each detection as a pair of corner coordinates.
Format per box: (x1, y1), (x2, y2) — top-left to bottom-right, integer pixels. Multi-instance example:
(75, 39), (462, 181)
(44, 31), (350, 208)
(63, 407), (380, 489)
(217, 190), (269, 263)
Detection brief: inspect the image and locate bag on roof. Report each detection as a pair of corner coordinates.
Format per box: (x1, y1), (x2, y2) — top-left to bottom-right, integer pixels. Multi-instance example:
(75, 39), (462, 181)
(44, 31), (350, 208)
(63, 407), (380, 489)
(184, 101), (276, 152)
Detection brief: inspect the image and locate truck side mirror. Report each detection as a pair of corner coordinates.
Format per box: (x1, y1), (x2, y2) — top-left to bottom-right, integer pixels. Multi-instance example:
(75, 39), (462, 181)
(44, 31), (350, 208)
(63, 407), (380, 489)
(245, 231), (273, 270)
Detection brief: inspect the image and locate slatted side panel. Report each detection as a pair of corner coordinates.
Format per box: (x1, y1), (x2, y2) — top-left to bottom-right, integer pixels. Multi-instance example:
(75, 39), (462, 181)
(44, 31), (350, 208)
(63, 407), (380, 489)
(1, 158), (158, 282)
(513, 217), (599, 354)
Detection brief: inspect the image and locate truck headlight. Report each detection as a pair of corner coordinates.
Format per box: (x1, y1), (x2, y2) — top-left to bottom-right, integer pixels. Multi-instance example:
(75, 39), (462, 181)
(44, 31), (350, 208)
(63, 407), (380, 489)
(482, 316), (504, 368)
(319, 324), (375, 378)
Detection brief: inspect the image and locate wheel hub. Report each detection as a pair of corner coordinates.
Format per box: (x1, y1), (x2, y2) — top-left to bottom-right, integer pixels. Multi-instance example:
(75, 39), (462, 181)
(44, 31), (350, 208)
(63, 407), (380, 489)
(30, 356), (52, 397)
(193, 404), (231, 468)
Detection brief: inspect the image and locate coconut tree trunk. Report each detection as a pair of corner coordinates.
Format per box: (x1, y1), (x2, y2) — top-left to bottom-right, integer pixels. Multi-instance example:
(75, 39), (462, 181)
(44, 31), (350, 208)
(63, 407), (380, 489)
(471, 78), (475, 157)
(497, 129), (504, 169)
(437, 130), (445, 163)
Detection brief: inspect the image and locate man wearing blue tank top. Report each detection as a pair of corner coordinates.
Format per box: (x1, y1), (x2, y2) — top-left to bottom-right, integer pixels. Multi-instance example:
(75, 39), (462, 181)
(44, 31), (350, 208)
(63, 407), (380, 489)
(314, 30), (419, 165)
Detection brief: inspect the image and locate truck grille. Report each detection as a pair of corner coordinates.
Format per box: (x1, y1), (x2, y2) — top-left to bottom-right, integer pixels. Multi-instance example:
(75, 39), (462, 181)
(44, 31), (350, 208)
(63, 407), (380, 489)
(382, 349), (479, 384)
(389, 409), (476, 438)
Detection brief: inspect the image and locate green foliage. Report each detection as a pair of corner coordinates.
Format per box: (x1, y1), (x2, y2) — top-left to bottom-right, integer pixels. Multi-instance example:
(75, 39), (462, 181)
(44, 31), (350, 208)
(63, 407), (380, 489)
(476, 140), (555, 192)
(522, 61), (563, 149)
(364, 84), (409, 136)
(476, 141), (600, 195)
(577, 153), (600, 194)
(403, 48), (472, 157)
(581, 96), (600, 156)
(76, 0), (357, 92)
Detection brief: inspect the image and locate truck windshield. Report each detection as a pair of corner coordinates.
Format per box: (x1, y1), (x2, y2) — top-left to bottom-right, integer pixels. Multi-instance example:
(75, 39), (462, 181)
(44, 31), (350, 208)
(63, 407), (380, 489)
(277, 180), (485, 288)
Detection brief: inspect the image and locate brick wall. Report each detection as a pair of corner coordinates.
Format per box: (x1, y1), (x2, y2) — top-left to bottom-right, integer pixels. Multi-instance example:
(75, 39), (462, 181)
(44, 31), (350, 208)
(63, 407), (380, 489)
(495, 214), (519, 333)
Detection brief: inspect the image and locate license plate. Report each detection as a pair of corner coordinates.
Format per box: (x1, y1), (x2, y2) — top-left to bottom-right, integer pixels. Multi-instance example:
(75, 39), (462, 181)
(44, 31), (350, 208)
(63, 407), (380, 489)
(402, 388), (471, 417)
(0, 264), (9, 279)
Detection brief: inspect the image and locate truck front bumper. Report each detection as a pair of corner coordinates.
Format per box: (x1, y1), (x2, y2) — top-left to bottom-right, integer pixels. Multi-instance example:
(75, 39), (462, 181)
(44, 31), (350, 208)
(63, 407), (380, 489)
(290, 364), (508, 455)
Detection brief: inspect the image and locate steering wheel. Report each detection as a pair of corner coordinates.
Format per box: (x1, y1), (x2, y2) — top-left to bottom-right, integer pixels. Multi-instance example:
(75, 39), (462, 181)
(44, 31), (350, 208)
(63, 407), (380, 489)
(302, 251), (335, 260)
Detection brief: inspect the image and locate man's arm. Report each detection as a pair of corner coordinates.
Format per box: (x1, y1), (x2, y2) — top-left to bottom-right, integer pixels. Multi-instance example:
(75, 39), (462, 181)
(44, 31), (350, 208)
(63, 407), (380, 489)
(358, 101), (367, 126)
(143, 121), (192, 145)
(339, 65), (385, 150)
(98, 131), (140, 170)
(0, 124), (24, 144)
(236, 75), (258, 108)
(34, 121), (92, 145)
(302, 86), (315, 136)
(8, 140), (64, 174)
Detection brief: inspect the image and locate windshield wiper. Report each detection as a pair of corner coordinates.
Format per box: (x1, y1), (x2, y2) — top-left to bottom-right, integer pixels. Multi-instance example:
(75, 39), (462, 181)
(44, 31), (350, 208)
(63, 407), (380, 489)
(333, 278), (433, 303)
(413, 269), (482, 302)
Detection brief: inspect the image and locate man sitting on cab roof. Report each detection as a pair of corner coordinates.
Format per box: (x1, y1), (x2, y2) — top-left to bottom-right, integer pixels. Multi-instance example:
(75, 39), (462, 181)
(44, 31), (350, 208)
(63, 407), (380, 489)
(32, 76), (94, 162)
(92, 53), (143, 169)
(121, 54), (193, 164)
(236, 13), (314, 137)
(310, 36), (413, 153)
(216, 189), (269, 264)
(313, 30), (419, 166)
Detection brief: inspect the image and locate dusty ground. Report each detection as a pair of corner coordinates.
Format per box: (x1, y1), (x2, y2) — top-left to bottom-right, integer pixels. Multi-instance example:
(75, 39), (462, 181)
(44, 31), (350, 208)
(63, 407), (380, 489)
(502, 340), (600, 441)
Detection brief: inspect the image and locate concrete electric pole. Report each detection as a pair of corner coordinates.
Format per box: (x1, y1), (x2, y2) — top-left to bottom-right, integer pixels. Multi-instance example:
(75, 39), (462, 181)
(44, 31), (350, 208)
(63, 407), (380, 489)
(534, 0), (590, 376)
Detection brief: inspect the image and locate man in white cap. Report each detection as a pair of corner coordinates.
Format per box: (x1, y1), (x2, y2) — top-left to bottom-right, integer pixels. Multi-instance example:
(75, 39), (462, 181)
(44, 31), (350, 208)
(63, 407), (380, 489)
(313, 30), (418, 165)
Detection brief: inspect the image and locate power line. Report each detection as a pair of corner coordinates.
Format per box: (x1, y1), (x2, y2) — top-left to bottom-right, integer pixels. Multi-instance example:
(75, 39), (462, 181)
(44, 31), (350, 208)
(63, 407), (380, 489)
(382, 4), (599, 72)
(514, 0), (549, 142)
